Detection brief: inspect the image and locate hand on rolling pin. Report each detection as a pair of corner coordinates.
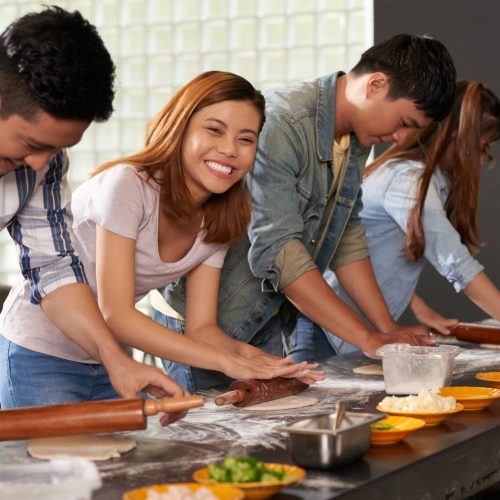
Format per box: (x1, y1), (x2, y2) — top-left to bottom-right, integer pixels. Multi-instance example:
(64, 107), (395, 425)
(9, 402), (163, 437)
(222, 351), (323, 385)
(106, 353), (190, 426)
(229, 342), (324, 384)
(410, 294), (459, 335)
(246, 353), (324, 385)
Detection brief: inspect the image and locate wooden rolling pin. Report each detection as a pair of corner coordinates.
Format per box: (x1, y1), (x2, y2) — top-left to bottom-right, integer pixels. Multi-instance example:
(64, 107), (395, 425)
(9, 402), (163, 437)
(215, 377), (308, 407)
(451, 322), (500, 345)
(0, 395), (203, 441)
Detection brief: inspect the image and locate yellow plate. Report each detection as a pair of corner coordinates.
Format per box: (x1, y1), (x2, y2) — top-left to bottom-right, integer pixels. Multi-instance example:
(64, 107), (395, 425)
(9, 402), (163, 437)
(375, 403), (464, 427)
(370, 416), (426, 445)
(123, 483), (244, 500)
(439, 386), (500, 411)
(475, 372), (500, 389)
(193, 463), (305, 500)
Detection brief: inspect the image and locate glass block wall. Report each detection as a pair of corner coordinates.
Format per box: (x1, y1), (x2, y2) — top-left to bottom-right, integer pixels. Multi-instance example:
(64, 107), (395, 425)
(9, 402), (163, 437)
(0, 0), (373, 284)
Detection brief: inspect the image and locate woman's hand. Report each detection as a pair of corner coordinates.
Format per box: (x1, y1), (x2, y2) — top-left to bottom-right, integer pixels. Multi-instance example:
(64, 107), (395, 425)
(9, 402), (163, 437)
(222, 351), (324, 385)
(410, 294), (458, 334)
(106, 352), (190, 426)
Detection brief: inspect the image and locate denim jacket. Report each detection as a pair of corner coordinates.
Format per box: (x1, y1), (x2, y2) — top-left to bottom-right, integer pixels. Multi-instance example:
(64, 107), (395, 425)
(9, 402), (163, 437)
(164, 72), (370, 343)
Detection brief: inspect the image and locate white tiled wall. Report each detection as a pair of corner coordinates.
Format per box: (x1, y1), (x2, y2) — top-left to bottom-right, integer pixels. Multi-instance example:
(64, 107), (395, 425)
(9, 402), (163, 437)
(0, 0), (373, 284)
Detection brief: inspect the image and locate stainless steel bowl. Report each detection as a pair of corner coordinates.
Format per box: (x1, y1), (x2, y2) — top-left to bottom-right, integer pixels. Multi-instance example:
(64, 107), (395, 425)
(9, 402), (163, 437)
(275, 411), (382, 470)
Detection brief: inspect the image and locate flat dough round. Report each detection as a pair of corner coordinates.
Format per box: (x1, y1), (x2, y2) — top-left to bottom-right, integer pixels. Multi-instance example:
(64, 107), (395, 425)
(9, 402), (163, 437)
(352, 363), (383, 376)
(243, 395), (318, 411)
(27, 435), (136, 461)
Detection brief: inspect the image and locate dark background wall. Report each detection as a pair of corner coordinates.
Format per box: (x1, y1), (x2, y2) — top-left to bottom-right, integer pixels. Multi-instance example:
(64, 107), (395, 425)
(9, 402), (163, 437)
(374, 0), (500, 322)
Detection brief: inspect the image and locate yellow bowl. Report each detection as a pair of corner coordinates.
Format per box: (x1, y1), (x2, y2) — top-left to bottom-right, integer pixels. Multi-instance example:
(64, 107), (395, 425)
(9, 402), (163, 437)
(123, 483), (244, 500)
(475, 372), (500, 389)
(439, 386), (500, 411)
(192, 463), (305, 500)
(375, 403), (464, 427)
(370, 416), (426, 445)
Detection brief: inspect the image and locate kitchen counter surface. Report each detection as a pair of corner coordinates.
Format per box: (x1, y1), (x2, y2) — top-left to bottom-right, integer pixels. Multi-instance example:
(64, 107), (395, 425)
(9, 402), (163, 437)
(1, 344), (500, 499)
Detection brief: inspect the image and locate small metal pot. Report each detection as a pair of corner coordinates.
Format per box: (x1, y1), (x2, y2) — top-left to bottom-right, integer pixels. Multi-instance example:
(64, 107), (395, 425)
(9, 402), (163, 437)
(275, 411), (382, 470)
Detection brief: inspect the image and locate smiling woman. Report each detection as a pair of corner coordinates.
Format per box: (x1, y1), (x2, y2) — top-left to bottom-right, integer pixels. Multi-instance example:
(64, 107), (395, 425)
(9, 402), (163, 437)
(0, 70), (320, 408)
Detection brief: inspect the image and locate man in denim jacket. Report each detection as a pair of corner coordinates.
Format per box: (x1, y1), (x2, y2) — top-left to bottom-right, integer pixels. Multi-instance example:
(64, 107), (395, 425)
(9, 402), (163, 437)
(157, 34), (457, 391)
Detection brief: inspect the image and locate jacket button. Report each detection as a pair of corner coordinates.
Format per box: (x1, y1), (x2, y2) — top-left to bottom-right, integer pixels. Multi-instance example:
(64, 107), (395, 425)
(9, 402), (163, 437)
(255, 315), (263, 323)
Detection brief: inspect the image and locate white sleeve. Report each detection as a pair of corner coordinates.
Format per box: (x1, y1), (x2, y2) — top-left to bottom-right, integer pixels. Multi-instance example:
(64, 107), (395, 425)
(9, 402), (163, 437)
(85, 165), (147, 239)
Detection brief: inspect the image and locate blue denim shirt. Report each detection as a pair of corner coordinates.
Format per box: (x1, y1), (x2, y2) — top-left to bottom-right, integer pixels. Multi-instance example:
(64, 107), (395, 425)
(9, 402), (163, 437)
(328, 159), (484, 320)
(164, 72), (370, 342)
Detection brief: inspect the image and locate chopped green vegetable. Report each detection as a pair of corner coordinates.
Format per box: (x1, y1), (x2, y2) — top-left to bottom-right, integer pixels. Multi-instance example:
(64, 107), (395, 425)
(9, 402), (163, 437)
(207, 456), (288, 483)
(371, 422), (395, 431)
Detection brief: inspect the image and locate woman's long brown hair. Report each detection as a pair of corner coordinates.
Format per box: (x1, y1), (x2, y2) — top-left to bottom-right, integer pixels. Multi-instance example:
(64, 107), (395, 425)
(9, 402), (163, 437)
(365, 81), (500, 261)
(92, 71), (266, 245)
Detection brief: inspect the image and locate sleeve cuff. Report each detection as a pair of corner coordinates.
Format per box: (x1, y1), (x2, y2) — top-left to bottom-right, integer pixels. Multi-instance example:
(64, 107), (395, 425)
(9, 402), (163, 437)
(330, 224), (369, 270)
(275, 239), (317, 289)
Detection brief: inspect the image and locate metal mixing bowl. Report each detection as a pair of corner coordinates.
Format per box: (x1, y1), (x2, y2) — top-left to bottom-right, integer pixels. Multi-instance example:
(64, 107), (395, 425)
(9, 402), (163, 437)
(274, 411), (382, 470)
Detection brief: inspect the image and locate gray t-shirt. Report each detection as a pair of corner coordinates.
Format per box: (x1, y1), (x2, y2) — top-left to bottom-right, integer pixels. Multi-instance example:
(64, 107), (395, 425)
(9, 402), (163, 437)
(0, 164), (227, 363)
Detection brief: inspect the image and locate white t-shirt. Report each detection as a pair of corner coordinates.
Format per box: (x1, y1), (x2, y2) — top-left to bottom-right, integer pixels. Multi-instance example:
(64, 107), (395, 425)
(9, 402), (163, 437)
(0, 164), (227, 363)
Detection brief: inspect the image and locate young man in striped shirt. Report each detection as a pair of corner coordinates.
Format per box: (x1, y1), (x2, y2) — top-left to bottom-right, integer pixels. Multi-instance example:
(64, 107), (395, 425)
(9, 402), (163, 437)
(0, 7), (185, 422)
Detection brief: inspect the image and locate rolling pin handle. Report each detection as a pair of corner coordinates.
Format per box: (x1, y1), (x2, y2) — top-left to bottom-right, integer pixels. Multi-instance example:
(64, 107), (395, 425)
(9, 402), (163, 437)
(143, 395), (204, 416)
(214, 389), (245, 406)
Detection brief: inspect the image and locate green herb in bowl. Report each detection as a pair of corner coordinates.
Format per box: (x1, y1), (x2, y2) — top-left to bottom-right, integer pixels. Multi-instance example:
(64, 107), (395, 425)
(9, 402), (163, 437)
(371, 422), (396, 431)
(207, 456), (287, 483)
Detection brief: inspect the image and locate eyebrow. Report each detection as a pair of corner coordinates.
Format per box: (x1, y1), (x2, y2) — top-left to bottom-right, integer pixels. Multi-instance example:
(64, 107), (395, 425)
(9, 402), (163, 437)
(205, 117), (258, 136)
(26, 138), (80, 150)
(406, 117), (425, 129)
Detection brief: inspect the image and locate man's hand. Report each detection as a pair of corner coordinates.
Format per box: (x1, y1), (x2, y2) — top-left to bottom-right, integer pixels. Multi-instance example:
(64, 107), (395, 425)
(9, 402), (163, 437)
(361, 328), (436, 359)
(106, 353), (190, 426)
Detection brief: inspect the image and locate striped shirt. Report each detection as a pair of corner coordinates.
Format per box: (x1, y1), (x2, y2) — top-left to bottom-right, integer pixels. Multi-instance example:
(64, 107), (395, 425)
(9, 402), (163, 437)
(0, 151), (87, 304)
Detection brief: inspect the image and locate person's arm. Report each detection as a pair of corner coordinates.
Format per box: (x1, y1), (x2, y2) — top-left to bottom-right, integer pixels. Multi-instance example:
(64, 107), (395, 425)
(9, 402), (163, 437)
(463, 272), (500, 321)
(335, 258), (405, 331)
(184, 263), (323, 385)
(13, 154), (185, 418)
(41, 285), (188, 426)
(409, 294), (458, 334)
(95, 225), (313, 382)
(284, 268), (433, 358)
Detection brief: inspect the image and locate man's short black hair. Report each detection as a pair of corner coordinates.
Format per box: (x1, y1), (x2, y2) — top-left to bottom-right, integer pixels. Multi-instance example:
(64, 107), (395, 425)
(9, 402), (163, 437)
(0, 5), (115, 121)
(351, 34), (456, 121)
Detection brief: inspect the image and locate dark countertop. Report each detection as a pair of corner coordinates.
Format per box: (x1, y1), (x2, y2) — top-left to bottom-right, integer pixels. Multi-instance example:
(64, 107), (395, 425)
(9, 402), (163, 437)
(1, 345), (500, 499)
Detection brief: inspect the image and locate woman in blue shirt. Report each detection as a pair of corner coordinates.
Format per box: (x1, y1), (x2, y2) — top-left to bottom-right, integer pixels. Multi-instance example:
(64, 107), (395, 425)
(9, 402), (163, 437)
(293, 80), (500, 359)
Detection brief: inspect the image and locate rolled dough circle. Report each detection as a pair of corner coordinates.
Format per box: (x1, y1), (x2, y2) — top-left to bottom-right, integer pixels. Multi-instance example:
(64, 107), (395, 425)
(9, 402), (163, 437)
(352, 363), (384, 376)
(27, 435), (137, 461)
(242, 395), (318, 411)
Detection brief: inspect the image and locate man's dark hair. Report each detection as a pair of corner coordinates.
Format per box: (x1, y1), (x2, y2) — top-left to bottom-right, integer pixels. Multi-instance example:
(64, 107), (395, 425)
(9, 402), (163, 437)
(0, 5), (115, 121)
(351, 34), (456, 121)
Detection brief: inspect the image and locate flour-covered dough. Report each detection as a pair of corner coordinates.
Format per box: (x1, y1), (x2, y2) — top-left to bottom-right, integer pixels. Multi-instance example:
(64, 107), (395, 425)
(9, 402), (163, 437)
(243, 395), (318, 411)
(27, 435), (136, 461)
(352, 363), (383, 376)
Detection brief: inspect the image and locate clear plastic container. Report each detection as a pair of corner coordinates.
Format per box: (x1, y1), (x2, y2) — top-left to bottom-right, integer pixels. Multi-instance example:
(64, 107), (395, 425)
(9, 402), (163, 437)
(376, 344), (461, 395)
(0, 459), (102, 500)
